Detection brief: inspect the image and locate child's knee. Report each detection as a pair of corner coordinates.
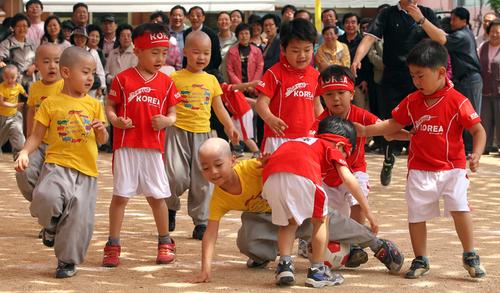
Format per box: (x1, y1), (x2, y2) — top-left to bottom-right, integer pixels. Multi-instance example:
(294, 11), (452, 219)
(111, 195), (129, 206)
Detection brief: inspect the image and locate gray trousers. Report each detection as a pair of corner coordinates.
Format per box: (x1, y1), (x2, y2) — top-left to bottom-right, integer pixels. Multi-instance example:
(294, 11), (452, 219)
(16, 143), (47, 202)
(455, 73), (483, 152)
(164, 126), (213, 225)
(0, 112), (25, 158)
(30, 163), (97, 265)
(481, 95), (500, 148)
(237, 211), (376, 262)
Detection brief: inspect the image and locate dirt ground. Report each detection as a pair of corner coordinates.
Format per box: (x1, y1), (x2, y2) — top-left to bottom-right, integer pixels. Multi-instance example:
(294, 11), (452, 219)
(0, 152), (499, 292)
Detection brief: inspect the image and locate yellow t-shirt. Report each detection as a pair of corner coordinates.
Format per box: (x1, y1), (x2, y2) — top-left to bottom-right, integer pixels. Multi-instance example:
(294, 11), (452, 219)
(35, 93), (106, 177)
(27, 79), (64, 110)
(0, 82), (25, 117)
(208, 159), (271, 221)
(172, 69), (223, 133)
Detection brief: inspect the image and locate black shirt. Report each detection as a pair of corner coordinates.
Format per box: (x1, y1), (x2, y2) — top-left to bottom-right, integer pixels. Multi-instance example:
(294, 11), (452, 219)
(339, 32), (373, 85)
(239, 44), (251, 83)
(446, 27), (481, 81)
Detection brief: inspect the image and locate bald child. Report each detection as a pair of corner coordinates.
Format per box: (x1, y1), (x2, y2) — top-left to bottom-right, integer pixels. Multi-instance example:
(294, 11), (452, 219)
(15, 46), (108, 278)
(16, 43), (64, 202)
(165, 31), (239, 240)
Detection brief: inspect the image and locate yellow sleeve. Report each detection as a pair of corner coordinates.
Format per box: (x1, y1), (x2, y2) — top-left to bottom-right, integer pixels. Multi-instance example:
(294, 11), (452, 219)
(18, 84), (26, 95)
(208, 188), (229, 221)
(95, 99), (107, 123)
(212, 75), (223, 97)
(34, 98), (51, 127)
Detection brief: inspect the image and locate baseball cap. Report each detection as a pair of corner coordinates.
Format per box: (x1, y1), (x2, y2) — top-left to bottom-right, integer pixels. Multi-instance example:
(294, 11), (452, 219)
(72, 27), (88, 38)
(102, 15), (116, 23)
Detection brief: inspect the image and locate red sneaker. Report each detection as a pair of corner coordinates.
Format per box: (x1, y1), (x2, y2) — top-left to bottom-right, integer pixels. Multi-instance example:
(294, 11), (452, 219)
(156, 240), (176, 264)
(103, 244), (121, 267)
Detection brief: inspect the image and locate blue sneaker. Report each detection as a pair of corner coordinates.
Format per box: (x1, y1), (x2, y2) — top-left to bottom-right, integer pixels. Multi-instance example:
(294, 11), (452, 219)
(463, 251), (486, 278)
(55, 261), (76, 278)
(405, 256), (429, 279)
(275, 259), (295, 286)
(305, 266), (344, 288)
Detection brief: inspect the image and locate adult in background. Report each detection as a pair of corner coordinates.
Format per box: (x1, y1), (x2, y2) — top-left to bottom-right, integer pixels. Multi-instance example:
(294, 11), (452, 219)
(230, 10), (244, 32)
(295, 10), (312, 22)
(0, 13), (36, 90)
(262, 14), (280, 72)
(444, 7), (482, 154)
(25, 0), (44, 48)
(479, 19), (500, 155)
(150, 10), (168, 25)
(281, 5), (296, 23)
(72, 3), (89, 29)
(41, 15), (71, 50)
(183, 6), (222, 72)
(351, 0), (445, 186)
(101, 15), (117, 59)
(477, 12), (497, 47)
(87, 24), (106, 69)
(217, 12), (237, 81)
(169, 5), (186, 58)
(315, 25), (350, 72)
(105, 24), (136, 86)
(249, 14), (266, 51)
(339, 13), (372, 110)
(318, 8), (344, 45)
(61, 20), (74, 42)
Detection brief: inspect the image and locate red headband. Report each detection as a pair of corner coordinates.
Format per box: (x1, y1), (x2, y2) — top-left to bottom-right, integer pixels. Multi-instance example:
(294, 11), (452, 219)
(316, 133), (353, 157)
(133, 32), (170, 50)
(316, 75), (355, 96)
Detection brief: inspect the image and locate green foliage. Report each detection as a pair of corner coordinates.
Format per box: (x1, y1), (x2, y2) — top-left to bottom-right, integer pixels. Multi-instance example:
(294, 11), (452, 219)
(490, 0), (500, 13)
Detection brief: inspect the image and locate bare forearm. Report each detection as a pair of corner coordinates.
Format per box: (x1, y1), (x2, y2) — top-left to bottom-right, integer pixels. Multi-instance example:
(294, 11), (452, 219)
(421, 20), (446, 45)
(352, 35), (376, 64)
(255, 96), (273, 121)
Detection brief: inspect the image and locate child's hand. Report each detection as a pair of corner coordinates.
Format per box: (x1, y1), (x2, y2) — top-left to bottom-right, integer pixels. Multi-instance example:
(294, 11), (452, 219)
(353, 122), (366, 137)
(257, 152), (271, 167)
(365, 211), (379, 235)
(152, 114), (174, 131)
(224, 125), (239, 144)
(190, 271), (211, 283)
(265, 115), (288, 136)
(469, 152), (481, 172)
(112, 116), (134, 129)
(91, 119), (106, 133)
(14, 152), (29, 172)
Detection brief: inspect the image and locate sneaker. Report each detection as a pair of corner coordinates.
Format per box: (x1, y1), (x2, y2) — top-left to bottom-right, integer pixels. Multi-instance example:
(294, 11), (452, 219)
(42, 228), (55, 248)
(192, 224), (207, 240)
(55, 261), (76, 278)
(345, 246), (368, 268)
(463, 252), (486, 278)
(380, 154), (395, 186)
(374, 239), (404, 274)
(246, 258), (270, 269)
(404, 257), (430, 279)
(168, 209), (176, 232)
(305, 266), (344, 288)
(103, 243), (121, 267)
(275, 259), (295, 286)
(157, 241), (176, 264)
(297, 238), (309, 258)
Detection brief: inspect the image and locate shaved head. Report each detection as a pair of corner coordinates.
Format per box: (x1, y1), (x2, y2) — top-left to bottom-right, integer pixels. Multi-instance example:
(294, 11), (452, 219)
(36, 43), (62, 61)
(60, 46), (94, 68)
(199, 138), (232, 159)
(185, 30), (211, 49)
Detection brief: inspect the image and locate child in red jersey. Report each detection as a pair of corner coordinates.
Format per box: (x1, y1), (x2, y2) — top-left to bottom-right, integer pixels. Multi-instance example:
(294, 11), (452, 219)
(263, 116), (378, 288)
(102, 23), (182, 268)
(255, 18), (323, 153)
(356, 40), (487, 279)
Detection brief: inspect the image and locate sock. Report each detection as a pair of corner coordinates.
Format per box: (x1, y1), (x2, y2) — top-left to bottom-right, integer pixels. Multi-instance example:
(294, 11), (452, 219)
(107, 237), (120, 246)
(368, 239), (384, 253)
(415, 255), (429, 264)
(279, 255), (292, 263)
(463, 251), (477, 258)
(158, 234), (172, 244)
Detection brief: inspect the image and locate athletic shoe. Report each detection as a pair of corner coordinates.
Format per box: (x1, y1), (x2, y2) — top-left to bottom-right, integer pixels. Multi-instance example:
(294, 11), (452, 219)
(380, 154), (395, 186)
(404, 257), (429, 279)
(345, 246), (368, 268)
(168, 209), (176, 232)
(297, 238), (309, 258)
(275, 259), (295, 286)
(102, 243), (121, 267)
(157, 241), (176, 264)
(463, 252), (486, 278)
(305, 266), (344, 288)
(42, 228), (55, 248)
(192, 224), (207, 240)
(55, 261), (76, 278)
(374, 239), (404, 274)
(246, 258), (270, 269)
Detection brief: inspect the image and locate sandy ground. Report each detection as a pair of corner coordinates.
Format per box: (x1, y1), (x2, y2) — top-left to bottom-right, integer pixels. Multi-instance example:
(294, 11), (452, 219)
(0, 152), (499, 292)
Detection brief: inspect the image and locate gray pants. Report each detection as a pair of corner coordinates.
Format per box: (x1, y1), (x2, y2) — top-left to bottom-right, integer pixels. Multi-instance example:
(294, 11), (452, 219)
(237, 211), (376, 262)
(164, 126), (213, 226)
(0, 112), (25, 158)
(455, 73), (483, 152)
(481, 95), (500, 148)
(30, 163), (97, 265)
(16, 143), (47, 202)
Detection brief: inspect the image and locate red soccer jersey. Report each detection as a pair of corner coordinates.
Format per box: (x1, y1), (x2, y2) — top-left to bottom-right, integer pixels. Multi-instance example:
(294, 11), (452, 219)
(108, 67), (181, 152)
(312, 105), (380, 179)
(256, 57), (319, 140)
(392, 87), (480, 171)
(221, 83), (251, 118)
(263, 137), (348, 186)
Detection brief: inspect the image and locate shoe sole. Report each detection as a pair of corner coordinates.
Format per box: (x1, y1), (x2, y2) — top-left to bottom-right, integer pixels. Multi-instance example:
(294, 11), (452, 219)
(345, 251), (368, 268)
(305, 278), (344, 288)
(463, 264), (486, 278)
(404, 268), (429, 279)
(276, 272), (295, 286)
(157, 258), (175, 264)
(56, 270), (77, 278)
(103, 262), (119, 268)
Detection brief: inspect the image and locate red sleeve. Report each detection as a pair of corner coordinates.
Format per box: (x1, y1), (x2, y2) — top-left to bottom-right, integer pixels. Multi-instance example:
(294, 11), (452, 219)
(108, 75), (123, 105)
(165, 79), (182, 109)
(256, 68), (278, 99)
(457, 98), (481, 128)
(362, 109), (381, 126)
(391, 96), (412, 126)
(326, 147), (348, 167)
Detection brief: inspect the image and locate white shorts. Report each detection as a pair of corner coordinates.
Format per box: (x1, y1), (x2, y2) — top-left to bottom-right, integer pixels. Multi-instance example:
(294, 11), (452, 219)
(113, 148), (171, 199)
(263, 137), (292, 154)
(323, 171), (370, 217)
(406, 169), (470, 223)
(262, 173), (328, 226)
(232, 110), (254, 140)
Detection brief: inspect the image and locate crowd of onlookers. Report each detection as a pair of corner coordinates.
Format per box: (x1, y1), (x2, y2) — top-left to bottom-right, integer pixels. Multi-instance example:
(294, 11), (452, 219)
(0, 0), (499, 157)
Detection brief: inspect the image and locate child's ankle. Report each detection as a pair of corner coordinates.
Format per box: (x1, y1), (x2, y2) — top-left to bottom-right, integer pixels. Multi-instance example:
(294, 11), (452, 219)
(158, 234), (173, 244)
(107, 237), (120, 246)
(279, 255), (292, 263)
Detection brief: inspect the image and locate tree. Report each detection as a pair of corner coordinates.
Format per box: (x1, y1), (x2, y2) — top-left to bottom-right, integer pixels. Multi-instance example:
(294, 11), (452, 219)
(490, 0), (500, 14)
